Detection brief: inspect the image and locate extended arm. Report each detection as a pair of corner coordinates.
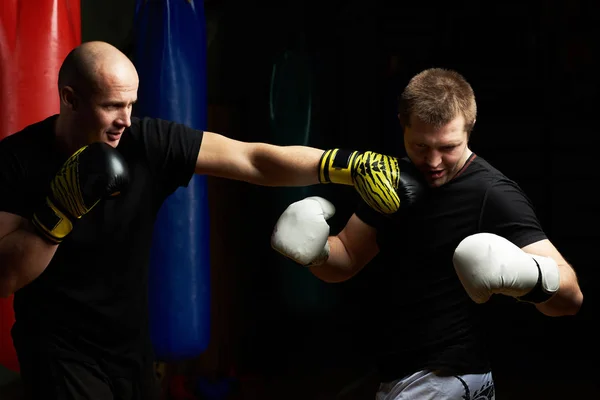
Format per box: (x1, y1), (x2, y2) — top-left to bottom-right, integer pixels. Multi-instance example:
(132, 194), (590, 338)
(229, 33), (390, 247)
(195, 132), (323, 186)
(195, 132), (426, 215)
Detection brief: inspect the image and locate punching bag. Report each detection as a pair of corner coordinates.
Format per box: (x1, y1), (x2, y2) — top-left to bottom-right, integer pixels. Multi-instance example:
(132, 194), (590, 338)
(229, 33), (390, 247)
(269, 36), (339, 315)
(0, 0), (81, 372)
(132, 0), (210, 361)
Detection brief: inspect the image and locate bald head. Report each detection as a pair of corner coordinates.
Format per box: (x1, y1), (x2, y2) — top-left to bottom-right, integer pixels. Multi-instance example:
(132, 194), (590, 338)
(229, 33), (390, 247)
(58, 41), (138, 96)
(55, 41), (139, 151)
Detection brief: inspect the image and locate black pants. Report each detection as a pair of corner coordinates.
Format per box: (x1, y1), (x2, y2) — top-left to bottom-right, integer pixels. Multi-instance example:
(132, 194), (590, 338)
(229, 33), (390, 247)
(14, 333), (160, 400)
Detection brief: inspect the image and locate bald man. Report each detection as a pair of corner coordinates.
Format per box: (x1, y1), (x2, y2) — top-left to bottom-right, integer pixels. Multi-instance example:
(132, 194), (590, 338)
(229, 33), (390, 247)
(0, 41), (410, 399)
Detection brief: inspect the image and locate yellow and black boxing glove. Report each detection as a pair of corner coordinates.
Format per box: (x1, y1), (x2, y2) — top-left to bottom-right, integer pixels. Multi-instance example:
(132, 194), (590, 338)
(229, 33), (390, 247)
(318, 149), (426, 215)
(32, 142), (130, 244)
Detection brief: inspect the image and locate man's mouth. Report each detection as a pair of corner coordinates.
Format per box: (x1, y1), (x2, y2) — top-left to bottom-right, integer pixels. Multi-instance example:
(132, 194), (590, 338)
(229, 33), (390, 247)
(106, 132), (122, 141)
(428, 170), (445, 179)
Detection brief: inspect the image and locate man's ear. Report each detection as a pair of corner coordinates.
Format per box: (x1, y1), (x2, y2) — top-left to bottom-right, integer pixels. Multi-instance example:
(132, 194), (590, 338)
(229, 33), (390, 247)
(60, 86), (77, 110)
(466, 118), (476, 136)
(466, 119), (476, 141)
(397, 113), (406, 129)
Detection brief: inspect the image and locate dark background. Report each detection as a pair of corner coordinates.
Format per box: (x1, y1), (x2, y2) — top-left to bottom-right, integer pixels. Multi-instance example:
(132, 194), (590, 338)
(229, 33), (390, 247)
(80, 0), (599, 398)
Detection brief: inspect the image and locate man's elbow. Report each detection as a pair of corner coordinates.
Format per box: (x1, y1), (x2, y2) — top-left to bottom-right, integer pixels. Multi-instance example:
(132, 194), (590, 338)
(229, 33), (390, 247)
(0, 286), (16, 298)
(538, 289), (583, 317)
(565, 290), (584, 316)
(0, 273), (18, 298)
(560, 281), (584, 316)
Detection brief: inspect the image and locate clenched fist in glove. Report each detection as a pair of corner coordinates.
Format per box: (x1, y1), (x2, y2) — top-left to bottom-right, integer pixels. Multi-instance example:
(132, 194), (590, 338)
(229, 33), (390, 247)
(32, 142), (130, 244)
(271, 196), (335, 266)
(453, 233), (560, 304)
(318, 148), (425, 215)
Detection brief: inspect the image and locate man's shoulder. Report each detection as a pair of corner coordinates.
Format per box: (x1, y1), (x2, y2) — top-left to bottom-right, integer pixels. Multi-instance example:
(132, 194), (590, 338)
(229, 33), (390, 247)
(469, 155), (500, 174)
(128, 116), (180, 131)
(463, 155), (514, 185)
(0, 115), (57, 154)
(126, 116), (182, 140)
(124, 115), (203, 149)
(465, 156), (533, 209)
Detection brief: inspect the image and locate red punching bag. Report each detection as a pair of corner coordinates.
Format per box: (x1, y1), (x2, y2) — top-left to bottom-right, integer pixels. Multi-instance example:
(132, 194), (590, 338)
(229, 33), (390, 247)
(0, 0), (81, 372)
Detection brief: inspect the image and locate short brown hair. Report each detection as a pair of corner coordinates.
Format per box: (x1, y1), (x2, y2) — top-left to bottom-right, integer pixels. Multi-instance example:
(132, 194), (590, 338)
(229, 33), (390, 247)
(398, 68), (477, 134)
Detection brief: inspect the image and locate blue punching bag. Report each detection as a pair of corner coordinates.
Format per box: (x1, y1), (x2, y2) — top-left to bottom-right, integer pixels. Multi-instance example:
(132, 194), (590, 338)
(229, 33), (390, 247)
(132, 0), (210, 361)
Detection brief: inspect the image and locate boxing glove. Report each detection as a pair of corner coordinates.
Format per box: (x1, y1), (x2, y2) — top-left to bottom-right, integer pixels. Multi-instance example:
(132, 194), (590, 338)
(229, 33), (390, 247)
(319, 149), (425, 215)
(32, 142), (130, 244)
(453, 233), (560, 304)
(271, 196), (335, 266)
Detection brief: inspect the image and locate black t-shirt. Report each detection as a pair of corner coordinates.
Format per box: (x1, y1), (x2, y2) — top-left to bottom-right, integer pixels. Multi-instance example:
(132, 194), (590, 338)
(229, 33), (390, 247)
(0, 114), (203, 359)
(355, 154), (547, 381)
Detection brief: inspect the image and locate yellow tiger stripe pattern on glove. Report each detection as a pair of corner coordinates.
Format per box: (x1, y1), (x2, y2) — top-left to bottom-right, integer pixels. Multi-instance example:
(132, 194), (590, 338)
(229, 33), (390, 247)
(352, 151), (401, 214)
(50, 146), (100, 218)
(31, 142), (131, 244)
(319, 149), (401, 214)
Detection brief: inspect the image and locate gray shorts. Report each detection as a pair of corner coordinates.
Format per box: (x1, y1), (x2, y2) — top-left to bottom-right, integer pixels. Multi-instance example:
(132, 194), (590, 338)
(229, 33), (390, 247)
(376, 369), (495, 400)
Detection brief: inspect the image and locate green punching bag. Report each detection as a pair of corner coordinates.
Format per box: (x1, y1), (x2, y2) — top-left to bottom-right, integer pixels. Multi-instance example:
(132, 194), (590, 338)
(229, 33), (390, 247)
(268, 38), (339, 316)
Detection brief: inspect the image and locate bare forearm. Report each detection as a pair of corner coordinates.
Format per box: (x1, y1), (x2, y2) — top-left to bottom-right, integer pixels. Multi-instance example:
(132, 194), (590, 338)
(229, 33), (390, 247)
(535, 263), (583, 317)
(309, 236), (359, 283)
(251, 144), (324, 186)
(0, 222), (57, 297)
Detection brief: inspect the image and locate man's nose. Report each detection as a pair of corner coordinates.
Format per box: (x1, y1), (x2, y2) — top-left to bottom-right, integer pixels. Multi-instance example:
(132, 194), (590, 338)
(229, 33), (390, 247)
(425, 151), (441, 168)
(116, 109), (132, 128)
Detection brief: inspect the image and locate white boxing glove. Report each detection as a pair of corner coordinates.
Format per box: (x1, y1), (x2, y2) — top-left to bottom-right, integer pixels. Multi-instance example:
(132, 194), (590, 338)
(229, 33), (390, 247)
(453, 233), (560, 304)
(271, 196), (335, 266)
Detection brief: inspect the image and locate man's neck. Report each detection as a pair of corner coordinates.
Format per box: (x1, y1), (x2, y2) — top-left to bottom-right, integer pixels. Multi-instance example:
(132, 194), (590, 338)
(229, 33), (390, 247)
(451, 147), (474, 181)
(461, 147), (473, 168)
(54, 114), (82, 156)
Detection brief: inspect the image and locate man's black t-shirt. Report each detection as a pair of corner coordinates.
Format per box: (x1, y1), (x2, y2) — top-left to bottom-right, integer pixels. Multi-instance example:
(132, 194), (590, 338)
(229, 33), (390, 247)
(0, 114), (203, 360)
(355, 154), (547, 381)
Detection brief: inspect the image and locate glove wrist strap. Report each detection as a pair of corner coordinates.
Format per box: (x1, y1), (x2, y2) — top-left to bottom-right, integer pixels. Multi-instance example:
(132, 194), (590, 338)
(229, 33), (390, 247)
(318, 149), (359, 185)
(517, 258), (558, 304)
(32, 197), (74, 244)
